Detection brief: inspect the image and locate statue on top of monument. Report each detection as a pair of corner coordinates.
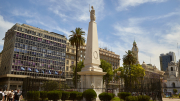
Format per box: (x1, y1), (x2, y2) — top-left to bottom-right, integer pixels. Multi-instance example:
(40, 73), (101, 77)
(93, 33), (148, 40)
(89, 6), (96, 21)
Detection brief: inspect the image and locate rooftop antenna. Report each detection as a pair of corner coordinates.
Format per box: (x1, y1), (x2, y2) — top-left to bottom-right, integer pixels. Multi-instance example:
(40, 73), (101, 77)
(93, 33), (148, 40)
(150, 55), (151, 64)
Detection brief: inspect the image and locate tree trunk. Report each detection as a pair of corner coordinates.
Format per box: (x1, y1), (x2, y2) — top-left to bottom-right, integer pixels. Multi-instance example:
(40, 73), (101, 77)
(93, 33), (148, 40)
(129, 63), (131, 93)
(75, 44), (78, 89)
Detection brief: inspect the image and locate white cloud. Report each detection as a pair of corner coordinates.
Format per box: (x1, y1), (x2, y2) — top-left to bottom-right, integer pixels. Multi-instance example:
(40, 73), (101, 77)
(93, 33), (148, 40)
(112, 14), (180, 70)
(47, 0), (105, 22)
(11, 9), (37, 18)
(0, 15), (14, 45)
(116, 0), (167, 11)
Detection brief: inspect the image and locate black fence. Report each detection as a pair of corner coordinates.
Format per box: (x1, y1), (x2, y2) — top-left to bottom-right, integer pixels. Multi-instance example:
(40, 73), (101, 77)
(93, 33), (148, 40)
(22, 75), (162, 101)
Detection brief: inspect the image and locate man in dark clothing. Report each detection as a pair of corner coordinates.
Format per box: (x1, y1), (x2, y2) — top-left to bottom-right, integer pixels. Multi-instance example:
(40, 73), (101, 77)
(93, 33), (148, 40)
(13, 89), (22, 101)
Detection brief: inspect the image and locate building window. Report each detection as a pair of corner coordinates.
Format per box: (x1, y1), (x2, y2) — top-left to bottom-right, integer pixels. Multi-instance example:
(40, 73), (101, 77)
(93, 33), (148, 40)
(171, 67), (173, 71)
(66, 60), (69, 64)
(72, 49), (74, 53)
(71, 56), (74, 59)
(66, 66), (69, 71)
(66, 55), (69, 58)
(71, 61), (74, 65)
(67, 48), (69, 52)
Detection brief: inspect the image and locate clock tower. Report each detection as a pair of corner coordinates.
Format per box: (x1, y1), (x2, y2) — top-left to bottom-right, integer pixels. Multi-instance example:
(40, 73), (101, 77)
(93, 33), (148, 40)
(132, 40), (139, 64)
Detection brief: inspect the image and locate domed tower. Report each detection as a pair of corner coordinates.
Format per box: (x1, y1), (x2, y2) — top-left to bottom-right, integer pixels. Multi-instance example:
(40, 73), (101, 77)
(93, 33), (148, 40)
(132, 40), (139, 64)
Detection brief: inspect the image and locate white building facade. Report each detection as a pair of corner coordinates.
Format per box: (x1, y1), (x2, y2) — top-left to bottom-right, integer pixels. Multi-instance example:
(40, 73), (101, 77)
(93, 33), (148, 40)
(163, 61), (180, 94)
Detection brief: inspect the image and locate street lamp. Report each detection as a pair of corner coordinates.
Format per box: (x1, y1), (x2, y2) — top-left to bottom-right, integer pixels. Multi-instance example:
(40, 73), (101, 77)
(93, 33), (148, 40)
(117, 71), (121, 93)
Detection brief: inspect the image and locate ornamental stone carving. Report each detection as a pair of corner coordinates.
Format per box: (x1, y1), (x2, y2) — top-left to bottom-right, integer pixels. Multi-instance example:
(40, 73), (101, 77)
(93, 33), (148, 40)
(89, 6), (96, 21)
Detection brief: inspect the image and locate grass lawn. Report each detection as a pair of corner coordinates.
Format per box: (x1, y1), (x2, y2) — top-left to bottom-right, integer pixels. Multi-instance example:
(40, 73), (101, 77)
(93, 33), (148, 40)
(111, 97), (121, 101)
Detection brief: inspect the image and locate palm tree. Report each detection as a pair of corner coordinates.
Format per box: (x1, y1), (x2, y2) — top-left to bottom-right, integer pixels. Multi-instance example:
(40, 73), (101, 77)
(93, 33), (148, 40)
(123, 50), (137, 92)
(69, 27), (85, 89)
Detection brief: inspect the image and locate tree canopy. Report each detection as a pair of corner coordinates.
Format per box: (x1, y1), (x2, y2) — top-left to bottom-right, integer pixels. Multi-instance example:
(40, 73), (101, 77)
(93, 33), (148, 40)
(99, 59), (113, 84)
(123, 50), (136, 66)
(69, 27), (86, 89)
(114, 64), (145, 91)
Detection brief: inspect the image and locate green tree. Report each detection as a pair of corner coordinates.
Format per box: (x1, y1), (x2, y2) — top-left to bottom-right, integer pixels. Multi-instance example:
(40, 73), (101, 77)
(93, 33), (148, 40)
(69, 27), (85, 89)
(42, 81), (60, 91)
(123, 50), (137, 91)
(114, 64), (145, 91)
(72, 61), (85, 87)
(99, 59), (113, 86)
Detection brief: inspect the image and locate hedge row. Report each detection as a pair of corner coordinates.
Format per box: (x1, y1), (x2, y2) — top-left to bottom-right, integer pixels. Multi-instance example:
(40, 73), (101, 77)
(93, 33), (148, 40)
(118, 92), (150, 101)
(118, 92), (131, 100)
(99, 92), (115, 101)
(27, 89), (95, 101)
(83, 89), (97, 101)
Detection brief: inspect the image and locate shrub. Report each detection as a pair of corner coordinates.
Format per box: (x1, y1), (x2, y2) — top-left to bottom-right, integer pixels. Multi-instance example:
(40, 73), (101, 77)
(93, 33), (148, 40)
(137, 95), (150, 101)
(47, 91), (62, 101)
(118, 92), (131, 100)
(61, 91), (70, 101)
(99, 92), (114, 101)
(173, 89), (178, 94)
(125, 96), (138, 101)
(77, 92), (83, 100)
(83, 89), (97, 101)
(112, 93), (115, 98)
(40, 91), (47, 101)
(69, 91), (78, 101)
(27, 91), (40, 101)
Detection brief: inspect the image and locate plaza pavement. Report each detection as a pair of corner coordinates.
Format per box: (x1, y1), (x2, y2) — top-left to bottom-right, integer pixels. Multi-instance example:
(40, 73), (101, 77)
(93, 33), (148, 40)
(163, 98), (180, 101)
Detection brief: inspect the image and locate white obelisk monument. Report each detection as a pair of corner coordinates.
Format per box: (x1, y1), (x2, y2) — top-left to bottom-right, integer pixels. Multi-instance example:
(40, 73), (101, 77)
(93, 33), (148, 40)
(77, 6), (106, 101)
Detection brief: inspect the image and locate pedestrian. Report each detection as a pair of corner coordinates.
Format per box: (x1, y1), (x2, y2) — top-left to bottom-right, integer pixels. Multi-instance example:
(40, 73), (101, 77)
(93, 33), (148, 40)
(13, 89), (23, 101)
(0, 88), (4, 101)
(14, 89), (17, 93)
(8, 90), (14, 101)
(4, 89), (8, 101)
(7, 89), (11, 101)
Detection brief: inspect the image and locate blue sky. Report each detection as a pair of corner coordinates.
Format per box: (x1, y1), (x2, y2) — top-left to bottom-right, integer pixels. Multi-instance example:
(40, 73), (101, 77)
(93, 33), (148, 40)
(0, 0), (180, 70)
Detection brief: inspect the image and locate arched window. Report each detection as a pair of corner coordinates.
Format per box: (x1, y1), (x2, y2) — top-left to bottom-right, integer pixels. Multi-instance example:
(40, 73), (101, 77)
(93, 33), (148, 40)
(172, 82), (175, 88)
(171, 67), (173, 71)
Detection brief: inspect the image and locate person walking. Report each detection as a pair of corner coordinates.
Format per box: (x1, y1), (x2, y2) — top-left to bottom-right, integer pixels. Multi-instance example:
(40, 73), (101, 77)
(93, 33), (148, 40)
(7, 89), (11, 101)
(13, 89), (22, 101)
(4, 89), (7, 101)
(8, 90), (14, 101)
(0, 88), (4, 101)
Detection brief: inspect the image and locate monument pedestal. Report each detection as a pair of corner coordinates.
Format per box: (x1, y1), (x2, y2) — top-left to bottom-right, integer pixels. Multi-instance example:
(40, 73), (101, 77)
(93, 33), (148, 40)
(78, 71), (106, 101)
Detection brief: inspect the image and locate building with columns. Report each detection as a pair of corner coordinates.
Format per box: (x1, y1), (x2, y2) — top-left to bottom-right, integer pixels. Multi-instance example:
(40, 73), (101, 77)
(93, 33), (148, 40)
(142, 61), (164, 78)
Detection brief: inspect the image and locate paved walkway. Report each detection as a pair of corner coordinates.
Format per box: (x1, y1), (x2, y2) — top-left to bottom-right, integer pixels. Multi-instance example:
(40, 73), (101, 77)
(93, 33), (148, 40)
(163, 98), (180, 101)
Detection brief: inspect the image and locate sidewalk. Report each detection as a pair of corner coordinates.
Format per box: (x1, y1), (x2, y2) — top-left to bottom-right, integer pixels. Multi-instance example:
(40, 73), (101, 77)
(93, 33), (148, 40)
(163, 98), (180, 101)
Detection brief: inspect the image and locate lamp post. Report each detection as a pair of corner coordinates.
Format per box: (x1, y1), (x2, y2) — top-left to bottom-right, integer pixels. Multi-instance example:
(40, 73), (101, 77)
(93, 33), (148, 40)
(117, 71), (121, 93)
